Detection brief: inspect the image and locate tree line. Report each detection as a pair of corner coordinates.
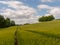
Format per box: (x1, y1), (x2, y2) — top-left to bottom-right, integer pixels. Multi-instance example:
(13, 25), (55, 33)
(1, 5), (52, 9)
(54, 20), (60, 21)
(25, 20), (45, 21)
(0, 15), (15, 28)
(39, 15), (55, 22)
(0, 15), (55, 28)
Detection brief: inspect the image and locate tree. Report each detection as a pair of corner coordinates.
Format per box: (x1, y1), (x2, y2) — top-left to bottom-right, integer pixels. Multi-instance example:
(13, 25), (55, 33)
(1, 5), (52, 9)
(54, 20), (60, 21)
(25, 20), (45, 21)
(10, 21), (15, 26)
(0, 15), (15, 28)
(5, 18), (11, 27)
(0, 15), (5, 28)
(39, 15), (55, 22)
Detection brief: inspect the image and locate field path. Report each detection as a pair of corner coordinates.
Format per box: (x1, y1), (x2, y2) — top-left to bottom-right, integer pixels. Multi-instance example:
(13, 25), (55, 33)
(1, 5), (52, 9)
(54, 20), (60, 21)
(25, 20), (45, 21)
(14, 27), (18, 45)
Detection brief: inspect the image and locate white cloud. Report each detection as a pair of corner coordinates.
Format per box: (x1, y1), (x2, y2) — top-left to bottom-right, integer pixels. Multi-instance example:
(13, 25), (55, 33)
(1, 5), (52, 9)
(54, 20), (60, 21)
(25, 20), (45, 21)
(41, 0), (53, 2)
(38, 4), (60, 19)
(48, 7), (60, 19)
(41, 0), (60, 2)
(38, 4), (53, 10)
(0, 1), (23, 9)
(0, 1), (39, 24)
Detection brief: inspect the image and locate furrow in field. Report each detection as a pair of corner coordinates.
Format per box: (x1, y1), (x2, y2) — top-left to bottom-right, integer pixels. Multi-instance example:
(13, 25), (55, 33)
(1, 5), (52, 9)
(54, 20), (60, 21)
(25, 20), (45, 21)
(14, 28), (18, 45)
(26, 30), (60, 39)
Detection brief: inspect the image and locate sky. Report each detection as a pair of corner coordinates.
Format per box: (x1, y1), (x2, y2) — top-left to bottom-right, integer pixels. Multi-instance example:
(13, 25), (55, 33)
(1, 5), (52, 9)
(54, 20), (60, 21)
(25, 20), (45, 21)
(0, 0), (60, 24)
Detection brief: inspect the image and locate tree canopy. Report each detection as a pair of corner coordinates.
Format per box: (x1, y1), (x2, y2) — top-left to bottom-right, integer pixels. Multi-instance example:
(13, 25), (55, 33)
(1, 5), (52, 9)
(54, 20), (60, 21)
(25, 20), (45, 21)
(39, 15), (55, 22)
(0, 15), (15, 28)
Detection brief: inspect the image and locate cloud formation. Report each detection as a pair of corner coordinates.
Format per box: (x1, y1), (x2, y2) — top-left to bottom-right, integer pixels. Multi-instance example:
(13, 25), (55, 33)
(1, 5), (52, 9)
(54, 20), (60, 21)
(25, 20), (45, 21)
(41, 0), (53, 2)
(38, 4), (53, 10)
(41, 0), (60, 2)
(0, 1), (39, 24)
(38, 4), (60, 19)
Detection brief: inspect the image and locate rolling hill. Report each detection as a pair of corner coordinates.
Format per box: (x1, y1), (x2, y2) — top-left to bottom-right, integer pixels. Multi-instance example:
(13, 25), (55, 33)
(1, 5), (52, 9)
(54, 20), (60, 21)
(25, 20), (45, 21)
(0, 20), (60, 45)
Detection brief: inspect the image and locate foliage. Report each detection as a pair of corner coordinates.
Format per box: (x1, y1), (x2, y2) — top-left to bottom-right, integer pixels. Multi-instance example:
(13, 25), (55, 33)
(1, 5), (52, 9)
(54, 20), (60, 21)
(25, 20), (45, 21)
(5, 18), (11, 27)
(10, 20), (15, 26)
(0, 15), (15, 28)
(0, 15), (6, 28)
(39, 15), (55, 22)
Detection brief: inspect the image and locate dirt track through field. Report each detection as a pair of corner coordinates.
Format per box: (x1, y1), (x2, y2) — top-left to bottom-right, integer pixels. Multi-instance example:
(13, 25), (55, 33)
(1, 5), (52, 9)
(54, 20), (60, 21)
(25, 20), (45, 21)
(14, 27), (18, 45)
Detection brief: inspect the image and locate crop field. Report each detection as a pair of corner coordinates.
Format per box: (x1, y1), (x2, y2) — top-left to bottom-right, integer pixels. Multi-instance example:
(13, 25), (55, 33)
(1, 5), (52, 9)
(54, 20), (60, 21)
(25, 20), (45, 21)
(0, 20), (60, 45)
(0, 26), (16, 45)
(18, 20), (60, 45)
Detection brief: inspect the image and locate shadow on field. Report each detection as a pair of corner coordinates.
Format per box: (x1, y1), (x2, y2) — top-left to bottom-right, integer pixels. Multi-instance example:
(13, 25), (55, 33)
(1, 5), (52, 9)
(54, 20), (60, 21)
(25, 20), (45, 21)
(26, 30), (60, 39)
(25, 30), (60, 45)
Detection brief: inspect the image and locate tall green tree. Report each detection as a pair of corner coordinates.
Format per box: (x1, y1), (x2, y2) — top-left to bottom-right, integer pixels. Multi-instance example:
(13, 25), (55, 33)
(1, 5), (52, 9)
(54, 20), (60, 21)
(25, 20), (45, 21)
(0, 15), (5, 28)
(0, 15), (15, 28)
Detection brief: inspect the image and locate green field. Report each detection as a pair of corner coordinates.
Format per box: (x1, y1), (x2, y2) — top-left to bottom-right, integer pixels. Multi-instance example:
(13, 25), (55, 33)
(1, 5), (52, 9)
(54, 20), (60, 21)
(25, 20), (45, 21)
(0, 26), (16, 45)
(0, 20), (60, 45)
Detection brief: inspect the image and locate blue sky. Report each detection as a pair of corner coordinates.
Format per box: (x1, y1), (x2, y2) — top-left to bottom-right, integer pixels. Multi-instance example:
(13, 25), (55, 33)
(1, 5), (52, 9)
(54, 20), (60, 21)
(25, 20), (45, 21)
(17, 0), (60, 16)
(0, 0), (60, 24)
(19, 0), (60, 7)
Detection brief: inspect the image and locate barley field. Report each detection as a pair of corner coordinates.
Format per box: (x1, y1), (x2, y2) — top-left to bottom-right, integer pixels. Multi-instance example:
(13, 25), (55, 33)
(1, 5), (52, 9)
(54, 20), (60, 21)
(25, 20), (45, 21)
(0, 20), (60, 45)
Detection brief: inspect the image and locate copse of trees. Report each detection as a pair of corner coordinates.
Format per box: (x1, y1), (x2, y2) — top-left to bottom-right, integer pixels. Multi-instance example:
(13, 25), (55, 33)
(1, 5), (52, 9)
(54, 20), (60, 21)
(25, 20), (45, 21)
(0, 15), (15, 28)
(39, 15), (55, 22)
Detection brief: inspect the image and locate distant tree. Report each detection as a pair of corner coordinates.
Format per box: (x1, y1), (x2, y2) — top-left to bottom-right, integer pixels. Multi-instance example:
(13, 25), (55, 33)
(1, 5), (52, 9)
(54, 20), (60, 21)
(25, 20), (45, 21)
(24, 23), (30, 25)
(39, 15), (55, 22)
(10, 20), (15, 26)
(5, 18), (11, 27)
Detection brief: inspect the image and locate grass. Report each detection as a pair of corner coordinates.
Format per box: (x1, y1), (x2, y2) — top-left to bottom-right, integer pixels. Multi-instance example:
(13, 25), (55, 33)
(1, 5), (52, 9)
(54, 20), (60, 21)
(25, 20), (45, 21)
(0, 26), (16, 45)
(0, 20), (60, 45)
(18, 20), (60, 45)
